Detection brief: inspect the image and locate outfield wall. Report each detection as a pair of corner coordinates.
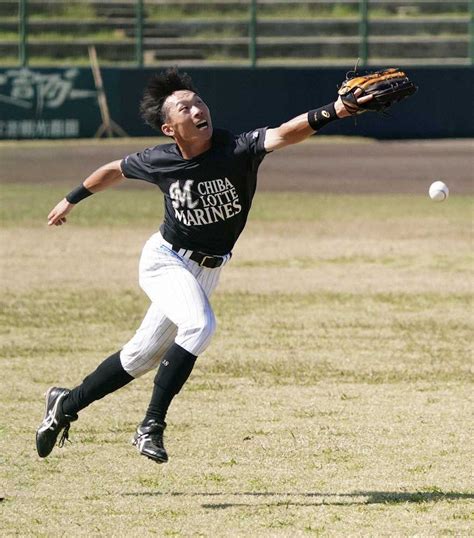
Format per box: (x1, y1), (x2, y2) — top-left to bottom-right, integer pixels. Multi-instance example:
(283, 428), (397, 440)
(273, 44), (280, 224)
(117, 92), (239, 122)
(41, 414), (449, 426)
(0, 67), (473, 140)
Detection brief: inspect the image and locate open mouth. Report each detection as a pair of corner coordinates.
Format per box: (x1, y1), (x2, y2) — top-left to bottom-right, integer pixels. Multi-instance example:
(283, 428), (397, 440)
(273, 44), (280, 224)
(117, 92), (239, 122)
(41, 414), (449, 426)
(196, 121), (209, 130)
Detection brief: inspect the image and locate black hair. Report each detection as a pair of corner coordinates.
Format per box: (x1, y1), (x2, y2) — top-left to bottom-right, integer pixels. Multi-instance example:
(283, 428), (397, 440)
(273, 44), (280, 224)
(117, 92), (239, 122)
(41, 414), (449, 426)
(140, 68), (198, 131)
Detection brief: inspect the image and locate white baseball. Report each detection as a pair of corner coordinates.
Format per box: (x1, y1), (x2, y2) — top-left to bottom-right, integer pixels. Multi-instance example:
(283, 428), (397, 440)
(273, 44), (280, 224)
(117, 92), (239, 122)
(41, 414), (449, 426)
(429, 181), (449, 202)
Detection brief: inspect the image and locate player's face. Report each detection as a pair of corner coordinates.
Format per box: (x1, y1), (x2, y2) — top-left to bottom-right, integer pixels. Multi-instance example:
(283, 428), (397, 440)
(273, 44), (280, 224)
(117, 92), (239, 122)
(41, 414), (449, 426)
(161, 90), (213, 142)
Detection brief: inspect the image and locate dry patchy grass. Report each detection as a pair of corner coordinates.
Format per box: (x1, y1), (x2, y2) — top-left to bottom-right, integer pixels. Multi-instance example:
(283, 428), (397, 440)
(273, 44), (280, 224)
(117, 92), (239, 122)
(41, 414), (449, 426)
(0, 188), (473, 536)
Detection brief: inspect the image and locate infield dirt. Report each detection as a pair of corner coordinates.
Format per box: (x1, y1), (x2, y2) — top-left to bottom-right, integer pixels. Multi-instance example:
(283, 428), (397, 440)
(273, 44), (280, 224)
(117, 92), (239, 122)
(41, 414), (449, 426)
(1, 137), (473, 194)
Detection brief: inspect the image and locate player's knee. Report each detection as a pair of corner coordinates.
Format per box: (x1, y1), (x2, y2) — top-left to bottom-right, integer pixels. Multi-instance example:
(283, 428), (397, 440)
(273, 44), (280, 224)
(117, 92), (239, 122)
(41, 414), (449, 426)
(202, 311), (217, 341)
(193, 311), (217, 343)
(179, 311), (217, 354)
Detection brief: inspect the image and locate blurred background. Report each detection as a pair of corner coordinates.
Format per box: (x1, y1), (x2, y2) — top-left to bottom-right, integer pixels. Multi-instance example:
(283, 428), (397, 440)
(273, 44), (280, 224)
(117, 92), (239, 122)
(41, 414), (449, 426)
(1, 0), (473, 138)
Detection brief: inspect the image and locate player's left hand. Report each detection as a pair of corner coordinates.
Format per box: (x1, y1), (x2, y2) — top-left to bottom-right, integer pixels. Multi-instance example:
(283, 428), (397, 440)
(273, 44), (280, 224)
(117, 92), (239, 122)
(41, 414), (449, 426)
(335, 89), (373, 118)
(47, 198), (74, 226)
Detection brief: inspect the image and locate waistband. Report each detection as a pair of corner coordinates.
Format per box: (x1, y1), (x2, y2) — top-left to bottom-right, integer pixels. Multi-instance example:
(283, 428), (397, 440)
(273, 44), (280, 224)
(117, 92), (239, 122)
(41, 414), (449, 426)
(158, 233), (231, 269)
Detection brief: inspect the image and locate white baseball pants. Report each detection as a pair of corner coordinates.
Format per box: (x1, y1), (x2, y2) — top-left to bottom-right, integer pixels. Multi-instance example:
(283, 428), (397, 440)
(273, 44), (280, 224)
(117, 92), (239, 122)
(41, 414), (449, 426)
(120, 232), (230, 378)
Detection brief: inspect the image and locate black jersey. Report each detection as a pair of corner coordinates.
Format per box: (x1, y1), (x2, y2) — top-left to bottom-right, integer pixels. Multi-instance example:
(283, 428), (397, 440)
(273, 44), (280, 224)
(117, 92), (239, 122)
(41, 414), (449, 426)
(120, 128), (268, 255)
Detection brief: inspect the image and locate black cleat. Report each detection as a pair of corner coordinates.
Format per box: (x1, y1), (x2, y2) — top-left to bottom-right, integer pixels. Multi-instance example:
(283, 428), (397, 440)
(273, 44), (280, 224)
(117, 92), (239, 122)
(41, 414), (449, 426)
(132, 420), (168, 463)
(36, 387), (78, 458)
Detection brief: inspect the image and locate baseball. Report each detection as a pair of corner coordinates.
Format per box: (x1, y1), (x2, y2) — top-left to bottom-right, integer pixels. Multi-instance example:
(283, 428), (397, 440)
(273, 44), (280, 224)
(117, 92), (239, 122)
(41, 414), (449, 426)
(429, 181), (449, 202)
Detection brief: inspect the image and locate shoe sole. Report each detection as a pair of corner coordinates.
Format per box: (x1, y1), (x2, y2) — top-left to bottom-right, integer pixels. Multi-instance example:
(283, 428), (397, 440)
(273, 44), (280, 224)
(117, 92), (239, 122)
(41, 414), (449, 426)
(145, 455), (167, 464)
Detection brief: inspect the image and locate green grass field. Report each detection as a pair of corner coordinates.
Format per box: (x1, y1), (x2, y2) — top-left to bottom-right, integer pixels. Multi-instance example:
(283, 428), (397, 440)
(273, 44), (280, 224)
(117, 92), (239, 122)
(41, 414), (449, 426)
(1, 184), (473, 536)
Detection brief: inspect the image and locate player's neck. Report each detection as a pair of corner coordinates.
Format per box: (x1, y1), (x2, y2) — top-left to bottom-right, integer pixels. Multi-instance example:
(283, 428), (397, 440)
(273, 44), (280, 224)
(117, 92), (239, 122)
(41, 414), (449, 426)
(175, 138), (212, 160)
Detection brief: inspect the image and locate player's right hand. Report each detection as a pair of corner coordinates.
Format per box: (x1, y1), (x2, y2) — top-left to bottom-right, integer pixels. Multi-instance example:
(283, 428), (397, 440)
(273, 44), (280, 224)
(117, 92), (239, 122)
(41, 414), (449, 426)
(47, 198), (74, 226)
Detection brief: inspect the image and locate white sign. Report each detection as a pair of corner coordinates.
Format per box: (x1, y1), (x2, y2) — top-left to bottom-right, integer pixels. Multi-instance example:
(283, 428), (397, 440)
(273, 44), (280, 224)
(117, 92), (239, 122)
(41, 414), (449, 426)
(0, 68), (97, 114)
(0, 119), (80, 138)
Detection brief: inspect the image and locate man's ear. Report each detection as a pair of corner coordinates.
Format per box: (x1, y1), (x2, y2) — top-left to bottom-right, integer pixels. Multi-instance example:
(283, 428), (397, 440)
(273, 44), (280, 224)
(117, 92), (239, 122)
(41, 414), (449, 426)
(161, 123), (174, 137)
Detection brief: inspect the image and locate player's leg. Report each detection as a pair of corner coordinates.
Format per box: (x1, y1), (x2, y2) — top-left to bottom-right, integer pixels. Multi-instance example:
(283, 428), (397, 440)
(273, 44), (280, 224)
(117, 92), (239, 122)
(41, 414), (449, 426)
(35, 351), (136, 458)
(134, 247), (225, 462)
(36, 303), (177, 459)
(35, 278), (203, 461)
(41, 244), (223, 462)
(133, 267), (216, 462)
(36, 234), (225, 460)
(140, 257), (224, 425)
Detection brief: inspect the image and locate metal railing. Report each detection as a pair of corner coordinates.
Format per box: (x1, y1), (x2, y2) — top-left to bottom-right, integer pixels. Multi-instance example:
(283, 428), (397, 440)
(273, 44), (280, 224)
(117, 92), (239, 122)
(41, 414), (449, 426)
(7, 0), (474, 67)
(18, 0), (27, 66)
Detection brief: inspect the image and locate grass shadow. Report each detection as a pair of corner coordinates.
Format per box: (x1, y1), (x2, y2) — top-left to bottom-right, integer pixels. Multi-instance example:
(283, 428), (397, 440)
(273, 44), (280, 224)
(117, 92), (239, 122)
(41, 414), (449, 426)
(123, 490), (473, 508)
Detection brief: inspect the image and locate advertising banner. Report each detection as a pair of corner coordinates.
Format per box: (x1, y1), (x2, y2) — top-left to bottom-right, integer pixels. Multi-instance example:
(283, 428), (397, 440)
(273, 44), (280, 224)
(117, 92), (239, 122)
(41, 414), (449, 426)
(0, 66), (473, 139)
(0, 67), (101, 139)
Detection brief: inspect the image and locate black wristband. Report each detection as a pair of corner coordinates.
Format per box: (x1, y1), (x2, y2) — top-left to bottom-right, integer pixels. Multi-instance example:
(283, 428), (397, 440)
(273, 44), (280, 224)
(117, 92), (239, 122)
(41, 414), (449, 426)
(65, 184), (93, 204)
(307, 102), (338, 132)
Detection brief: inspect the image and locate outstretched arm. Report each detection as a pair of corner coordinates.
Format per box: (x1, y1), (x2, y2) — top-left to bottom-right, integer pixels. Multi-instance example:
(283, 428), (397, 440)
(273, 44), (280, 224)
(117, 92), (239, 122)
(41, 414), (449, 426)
(264, 91), (371, 152)
(47, 160), (124, 226)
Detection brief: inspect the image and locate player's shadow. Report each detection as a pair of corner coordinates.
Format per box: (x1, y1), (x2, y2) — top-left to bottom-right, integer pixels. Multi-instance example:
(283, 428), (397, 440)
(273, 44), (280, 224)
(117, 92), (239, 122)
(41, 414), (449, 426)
(200, 491), (473, 509)
(124, 490), (473, 508)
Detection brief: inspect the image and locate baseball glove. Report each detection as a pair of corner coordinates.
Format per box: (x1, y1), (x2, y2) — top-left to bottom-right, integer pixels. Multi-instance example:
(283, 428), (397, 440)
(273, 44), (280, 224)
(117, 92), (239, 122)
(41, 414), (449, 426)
(338, 67), (417, 115)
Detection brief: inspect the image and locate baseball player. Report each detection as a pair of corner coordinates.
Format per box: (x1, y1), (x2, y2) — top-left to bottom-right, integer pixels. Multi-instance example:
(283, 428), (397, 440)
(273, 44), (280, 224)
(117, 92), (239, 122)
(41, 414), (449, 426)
(36, 68), (373, 463)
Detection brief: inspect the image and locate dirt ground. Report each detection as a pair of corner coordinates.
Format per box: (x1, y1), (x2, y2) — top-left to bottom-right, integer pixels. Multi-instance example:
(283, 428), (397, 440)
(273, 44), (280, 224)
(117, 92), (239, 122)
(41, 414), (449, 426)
(0, 138), (472, 194)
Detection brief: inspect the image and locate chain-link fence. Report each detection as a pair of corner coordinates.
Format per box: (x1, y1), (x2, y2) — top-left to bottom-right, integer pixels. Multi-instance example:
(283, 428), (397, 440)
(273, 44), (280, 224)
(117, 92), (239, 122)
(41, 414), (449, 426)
(2, 0), (473, 67)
